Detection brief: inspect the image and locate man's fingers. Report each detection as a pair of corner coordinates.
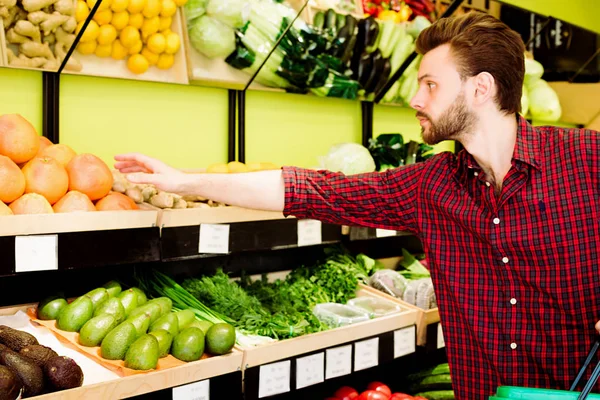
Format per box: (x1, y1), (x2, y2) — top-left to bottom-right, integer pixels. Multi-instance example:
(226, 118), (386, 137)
(119, 166), (150, 173)
(595, 320), (600, 333)
(114, 160), (143, 169)
(125, 172), (165, 187)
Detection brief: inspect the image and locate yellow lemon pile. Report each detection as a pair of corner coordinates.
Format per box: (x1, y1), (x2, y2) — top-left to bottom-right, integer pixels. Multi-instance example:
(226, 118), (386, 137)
(75, 0), (185, 75)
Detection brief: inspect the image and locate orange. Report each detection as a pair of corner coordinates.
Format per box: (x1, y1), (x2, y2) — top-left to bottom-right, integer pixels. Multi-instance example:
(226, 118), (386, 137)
(0, 155), (26, 203)
(40, 144), (77, 167)
(9, 193), (54, 215)
(0, 200), (12, 215)
(53, 191), (97, 213)
(22, 157), (69, 205)
(37, 136), (54, 156)
(66, 154), (113, 201)
(0, 114), (40, 164)
(96, 191), (139, 211)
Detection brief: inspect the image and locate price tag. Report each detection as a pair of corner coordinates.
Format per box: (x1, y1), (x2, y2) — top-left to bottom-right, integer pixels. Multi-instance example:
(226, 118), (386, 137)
(258, 360), (290, 398)
(15, 235), (58, 273)
(198, 224), (230, 254)
(325, 345), (352, 380)
(173, 379), (209, 400)
(297, 219), (322, 247)
(296, 352), (324, 389)
(437, 323), (445, 349)
(354, 338), (379, 371)
(394, 326), (416, 358)
(376, 229), (396, 238)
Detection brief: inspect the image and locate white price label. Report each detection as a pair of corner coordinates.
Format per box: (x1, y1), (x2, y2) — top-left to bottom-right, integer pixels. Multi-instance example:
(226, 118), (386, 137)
(325, 345), (352, 380)
(394, 326), (416, 358)
(296, 353), (324, 389)
(297, 219), (322, 247)
(258, 360), (290, 398)
(173, 379), (209, 400)
(15, 235), (58, 273)
(437, 323), (445, 349)
(376, 229), (396, 238)
(354, 338), (379, 371)
(198, 224), (230, 254)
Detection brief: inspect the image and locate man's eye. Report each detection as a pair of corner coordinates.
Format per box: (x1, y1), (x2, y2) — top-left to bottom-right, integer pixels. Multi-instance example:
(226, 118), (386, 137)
(427, 82), (436, 89)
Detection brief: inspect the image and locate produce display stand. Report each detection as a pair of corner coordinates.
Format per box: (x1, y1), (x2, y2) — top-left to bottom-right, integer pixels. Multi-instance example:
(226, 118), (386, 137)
(0, 20), (6, 67)
(287, 0), (364, 24)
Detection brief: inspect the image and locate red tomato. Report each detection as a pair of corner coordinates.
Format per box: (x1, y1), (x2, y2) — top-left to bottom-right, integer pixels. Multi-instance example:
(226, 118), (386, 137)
(334, 386), (359, 400)
(389, 393), (414, 400)
(357, 390), (391, 400)
(367, 382), (392, 397)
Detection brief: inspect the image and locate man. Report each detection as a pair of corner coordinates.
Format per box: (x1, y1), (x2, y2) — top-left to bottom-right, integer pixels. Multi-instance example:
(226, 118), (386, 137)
(115, 12), (600, 399)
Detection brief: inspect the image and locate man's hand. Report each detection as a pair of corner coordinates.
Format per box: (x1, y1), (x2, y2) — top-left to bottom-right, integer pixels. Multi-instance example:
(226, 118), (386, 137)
(596, 320), (600, 334)
(114, 153), (195, 194)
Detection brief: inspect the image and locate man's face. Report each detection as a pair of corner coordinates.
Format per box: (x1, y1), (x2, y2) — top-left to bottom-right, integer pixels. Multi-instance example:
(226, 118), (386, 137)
(410, 44), (477, 145)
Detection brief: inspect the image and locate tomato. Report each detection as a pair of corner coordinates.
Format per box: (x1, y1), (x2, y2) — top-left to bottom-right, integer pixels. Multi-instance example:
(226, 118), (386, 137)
(389, 393), (414, 400)
(334, 386), (359, 400)
(367, 382), (392, 397)
(357, 390), (391, 400)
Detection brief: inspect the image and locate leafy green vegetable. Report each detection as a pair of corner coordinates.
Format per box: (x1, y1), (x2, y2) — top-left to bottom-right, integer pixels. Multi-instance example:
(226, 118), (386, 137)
(188, 15), (236, 59)
(183, 0), (207, 23)
(318, 143), (376, 175)
(206, 0), (248, 28)
(398, 248), (431, 280)
(368, 133), (434, 171)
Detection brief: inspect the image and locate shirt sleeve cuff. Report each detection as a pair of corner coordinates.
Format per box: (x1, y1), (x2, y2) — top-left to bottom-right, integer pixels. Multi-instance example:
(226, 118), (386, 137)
(282, 166), (307, 218)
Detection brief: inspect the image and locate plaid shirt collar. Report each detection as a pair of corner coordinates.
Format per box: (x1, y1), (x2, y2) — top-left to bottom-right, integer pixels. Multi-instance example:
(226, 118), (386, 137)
(455, 115), (542, 180)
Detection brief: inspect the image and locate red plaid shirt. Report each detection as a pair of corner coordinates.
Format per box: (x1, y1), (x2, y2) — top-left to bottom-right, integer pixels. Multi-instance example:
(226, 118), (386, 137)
(283, 116), (600, 399)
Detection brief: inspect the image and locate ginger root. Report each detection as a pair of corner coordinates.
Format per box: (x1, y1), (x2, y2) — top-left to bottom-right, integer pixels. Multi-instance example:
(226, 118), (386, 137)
(53, 0), (73, 15)
(173, 198), (188, 209)
(61, 16), (75, 32)
(22, 0), (58, 12)
(6, 28), (28, 43)
(149, 192), (174, 209)
(15, 20), (41, 43)
(0, 0), (17, 8)
(7, 49), (47, 68)
(126, 187), (144, 204)
(20, 41), (54, 59)
(28, 11), (69, 35)
(142, 186), (157, 202)
(43, 32), (55, 44)
(54, 42), (82, 71)
(55, 27), (74, 48)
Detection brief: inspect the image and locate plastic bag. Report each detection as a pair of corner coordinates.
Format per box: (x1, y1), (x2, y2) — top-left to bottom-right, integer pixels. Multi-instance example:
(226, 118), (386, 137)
(312, 303), (370, 328)
(318, 143), (376, 175)
(206, 0), (250, 28)
(368, 269), (409, 298)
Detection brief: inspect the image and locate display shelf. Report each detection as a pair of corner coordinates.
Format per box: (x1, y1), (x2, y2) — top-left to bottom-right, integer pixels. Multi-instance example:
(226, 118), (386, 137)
(0, 19), (6, 67)
(159, 207), (343, 261)
(0, 210), (160, 276)
(240, 288), (418, 399)
(547, 81), (600, 127)
(360, 284), (441, 348)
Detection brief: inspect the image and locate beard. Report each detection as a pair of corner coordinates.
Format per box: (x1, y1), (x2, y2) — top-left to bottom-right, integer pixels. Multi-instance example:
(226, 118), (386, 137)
(417, 92), (477, 145)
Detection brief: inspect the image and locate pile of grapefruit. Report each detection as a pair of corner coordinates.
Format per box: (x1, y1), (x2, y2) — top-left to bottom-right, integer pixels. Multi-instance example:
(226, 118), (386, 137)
(0, 114), (138, 215)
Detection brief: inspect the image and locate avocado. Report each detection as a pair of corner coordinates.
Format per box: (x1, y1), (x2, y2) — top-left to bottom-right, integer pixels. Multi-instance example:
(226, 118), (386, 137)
(127, 312), (151, 338)
(84, 288), (109, 311)
(37, 296), (68, 321)
(0, 326), (38, 352)
(0, 350), (44, 397)
(149, 313), (179, 337)
(171, 327), (204, 362)
(148, 330), (172, 358)
(19, 345), (58, 367)
(128, 302), (162, 325)
(102, 280), (122, 298)
(44, 356), (84, 390)
(57, 296), (94, 332)
(175, 310), (195, 330)
(118, 289), (139, 318)
(0, 364), (22, 400)
(146, 297), (172, 316)
(205, 323), (235, 355)
(124, 335), (159, 370)
(93, 297), (126, 323)
(130, 287), (147, 306)
(101, 321), (137, 360)
(79, 314), (117, 347)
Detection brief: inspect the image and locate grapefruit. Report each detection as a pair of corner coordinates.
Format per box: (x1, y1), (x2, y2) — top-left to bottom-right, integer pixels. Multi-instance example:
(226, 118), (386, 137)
(0, 155), (26, 203)
(41, 144), (77, 167)
(9, 193), (54, 214)
(22, 157), (69, 205)
(66, 154), (113, 201)
(0, 200), (13, 215)
(37, 136), (54, 156)
(53, 191), (97, 213)
(96, 192), (139, 211)
(0, 114), (40, 164)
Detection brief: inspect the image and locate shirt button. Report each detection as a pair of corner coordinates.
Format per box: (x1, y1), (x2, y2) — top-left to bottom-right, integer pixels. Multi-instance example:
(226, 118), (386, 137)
(510, 298), (517, 305)
(493, 218), (500, 225)
(502, 257), (509, 264)
(510, 343), (518, 350)
(474, 171), (479, 176)
(486, 182), (491, 187)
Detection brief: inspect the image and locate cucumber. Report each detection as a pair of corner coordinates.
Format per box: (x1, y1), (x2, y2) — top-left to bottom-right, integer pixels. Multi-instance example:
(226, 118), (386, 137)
(407, 363), (451, 381)
(313, 11), (325, 31)
(410, 373), (453, 392)
(414, 390), (455, 400)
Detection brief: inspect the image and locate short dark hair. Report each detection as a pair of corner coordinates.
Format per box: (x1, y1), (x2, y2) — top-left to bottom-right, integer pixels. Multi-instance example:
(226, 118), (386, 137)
(416, 12), (525, 114)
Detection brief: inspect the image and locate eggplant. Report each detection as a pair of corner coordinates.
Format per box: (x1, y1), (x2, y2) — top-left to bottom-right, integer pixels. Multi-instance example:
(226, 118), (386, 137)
(330, 23), (352, 58)
(340, 34), (357, 64)
(350, 19), (368, 79)
(344, 14), (357, 36)
(364, 16), (380, 50)
(357, 52), (374, 88)
(313, 11), (325, 31)
(372, 58), (392, 96)
(363, 50), (385, 92)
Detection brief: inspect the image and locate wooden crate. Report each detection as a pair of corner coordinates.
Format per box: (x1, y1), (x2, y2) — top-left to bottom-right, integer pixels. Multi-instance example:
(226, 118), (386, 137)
(435, 0), (501, 18)
(158, 206), (288, 229)
(0, 19), (6, 67)
(547, 81), (600, 127)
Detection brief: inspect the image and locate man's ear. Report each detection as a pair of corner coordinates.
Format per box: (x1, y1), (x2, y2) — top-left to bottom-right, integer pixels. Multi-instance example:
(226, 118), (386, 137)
(473, 72), (495, 105)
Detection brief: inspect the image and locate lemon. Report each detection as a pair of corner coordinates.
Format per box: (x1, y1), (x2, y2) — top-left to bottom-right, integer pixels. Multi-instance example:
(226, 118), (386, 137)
(111, 40), (128, 59)
(87, 0), (111, 11)
(77, 20), (100, 42)
(206, 163), (228, 174)
(227, 161), (249, 173)
(76, 1), (89, 22)
(146, 32), (165, 54)
(127, 54), (149, 74)
(128, 39), (143, 54)
(111, 0), (129, 12)
(97, 24), (117, 44)
(141, 16), (159, 36)
(111, 11), (129, 30)
(245, 162), (262, 172)
(160, 0), (175, 17)
(160, 28), (171, 35)
(173, 0), (186, 6)
(119, 26), (140, 48)
(128, 13), (144, 28)
(94, 42), (112, 57)
(141, 47), (159, 65)
(164, 31), (179, 54)
(93, 8), (112, 25)
(77, 40), (97, 55)
(142, 0), (160, 18)
(260, 162), (280, 170)
(127, 0), (146, 14)
(158, 16), (171, 31)
(156, 53), (173, 69)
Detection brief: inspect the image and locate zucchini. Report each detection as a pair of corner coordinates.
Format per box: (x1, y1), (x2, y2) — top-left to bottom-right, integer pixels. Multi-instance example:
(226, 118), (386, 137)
(407, 363), (451, 381)
(336, 12), (345, 31)
(413, 390), (455, 400)
(410, 373), (453, 393)
(313, 11), (325, 31)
